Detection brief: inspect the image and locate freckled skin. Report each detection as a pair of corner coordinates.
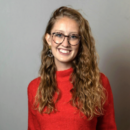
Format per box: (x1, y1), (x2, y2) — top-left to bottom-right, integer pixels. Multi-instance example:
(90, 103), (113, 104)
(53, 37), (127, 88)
(46, 16), (80, 70)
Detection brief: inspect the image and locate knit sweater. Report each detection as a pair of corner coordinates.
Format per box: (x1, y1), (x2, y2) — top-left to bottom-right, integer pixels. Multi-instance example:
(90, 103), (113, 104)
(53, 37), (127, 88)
(27, 67), (117, 130)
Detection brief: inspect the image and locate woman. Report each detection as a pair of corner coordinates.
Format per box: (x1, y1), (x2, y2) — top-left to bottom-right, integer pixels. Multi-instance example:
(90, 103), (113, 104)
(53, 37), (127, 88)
(27, 6), (117, 130)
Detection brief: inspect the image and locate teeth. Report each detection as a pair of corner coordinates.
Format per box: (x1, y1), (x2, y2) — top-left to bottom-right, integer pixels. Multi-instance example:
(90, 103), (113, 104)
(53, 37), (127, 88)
(59, 49), (70, 53)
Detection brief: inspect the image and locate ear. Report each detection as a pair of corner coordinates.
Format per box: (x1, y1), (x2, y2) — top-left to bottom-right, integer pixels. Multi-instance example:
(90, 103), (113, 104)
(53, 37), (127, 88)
(45, 33), (51, 46)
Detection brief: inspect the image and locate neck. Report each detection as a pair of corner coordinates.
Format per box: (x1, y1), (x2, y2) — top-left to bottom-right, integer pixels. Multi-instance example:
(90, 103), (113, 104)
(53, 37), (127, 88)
(55, 60), (72, 71)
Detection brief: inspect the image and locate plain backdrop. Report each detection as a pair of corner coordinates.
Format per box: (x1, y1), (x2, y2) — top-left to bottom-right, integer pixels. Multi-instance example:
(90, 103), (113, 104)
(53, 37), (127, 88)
(0, 0), (130, 130)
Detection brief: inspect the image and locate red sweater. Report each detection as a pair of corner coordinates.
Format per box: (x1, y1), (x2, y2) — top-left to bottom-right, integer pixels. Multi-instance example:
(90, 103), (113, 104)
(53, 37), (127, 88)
(27, 67), (117, 130)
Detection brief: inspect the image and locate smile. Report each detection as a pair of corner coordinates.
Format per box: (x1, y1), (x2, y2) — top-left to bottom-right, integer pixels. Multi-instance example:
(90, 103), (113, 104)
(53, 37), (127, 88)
(58, 48), (71, 55)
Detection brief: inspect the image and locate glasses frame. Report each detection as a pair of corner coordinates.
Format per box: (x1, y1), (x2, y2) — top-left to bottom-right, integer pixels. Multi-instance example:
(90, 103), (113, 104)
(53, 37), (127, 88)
(51, 32), (80, 46)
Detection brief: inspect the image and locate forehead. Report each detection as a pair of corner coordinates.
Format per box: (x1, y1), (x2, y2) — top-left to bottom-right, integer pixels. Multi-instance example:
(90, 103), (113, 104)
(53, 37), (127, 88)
(51, 16), (79, 34)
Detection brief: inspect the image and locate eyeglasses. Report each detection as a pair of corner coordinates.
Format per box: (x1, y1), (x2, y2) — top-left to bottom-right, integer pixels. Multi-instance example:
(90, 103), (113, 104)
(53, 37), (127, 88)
(51, 32), (80, 46)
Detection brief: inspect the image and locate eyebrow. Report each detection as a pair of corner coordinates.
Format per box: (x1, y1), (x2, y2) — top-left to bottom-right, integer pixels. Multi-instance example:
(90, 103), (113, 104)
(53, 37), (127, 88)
(53, 30), (79, 34)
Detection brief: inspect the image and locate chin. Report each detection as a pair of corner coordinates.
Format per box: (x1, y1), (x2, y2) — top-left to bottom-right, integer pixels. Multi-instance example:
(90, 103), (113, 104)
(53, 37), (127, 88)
(55, 57), (73, 64)
(59, 59), (72, 63)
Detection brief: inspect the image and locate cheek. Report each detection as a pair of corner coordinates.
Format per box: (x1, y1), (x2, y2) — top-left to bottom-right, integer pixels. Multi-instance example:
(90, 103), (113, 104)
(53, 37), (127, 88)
(74, 45), (79, 54)
(50, 40), (59, 56)
(51, 39), (58, 48)
(71, 46), (80, 58)
(50, 38), (54, 46)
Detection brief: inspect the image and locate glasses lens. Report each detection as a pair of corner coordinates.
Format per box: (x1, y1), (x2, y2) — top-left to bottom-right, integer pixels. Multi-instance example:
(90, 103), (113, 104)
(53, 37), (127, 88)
(69, 35), (80, 45)
(53, 33), (64, 44)
(52, 33), (80, 45)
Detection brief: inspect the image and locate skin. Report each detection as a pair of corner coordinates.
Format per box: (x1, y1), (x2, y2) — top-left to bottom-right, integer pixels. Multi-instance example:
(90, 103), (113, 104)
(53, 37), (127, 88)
(45, 16), (80, 71)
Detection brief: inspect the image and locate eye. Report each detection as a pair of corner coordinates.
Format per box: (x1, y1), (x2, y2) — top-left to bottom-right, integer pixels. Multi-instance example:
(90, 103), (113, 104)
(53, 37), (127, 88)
(70, 35), (78, 39)
(54, 33), (63, 38)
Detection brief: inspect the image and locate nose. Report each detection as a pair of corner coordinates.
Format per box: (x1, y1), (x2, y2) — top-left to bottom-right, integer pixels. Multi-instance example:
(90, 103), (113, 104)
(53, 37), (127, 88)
(61, 36), (70, 47)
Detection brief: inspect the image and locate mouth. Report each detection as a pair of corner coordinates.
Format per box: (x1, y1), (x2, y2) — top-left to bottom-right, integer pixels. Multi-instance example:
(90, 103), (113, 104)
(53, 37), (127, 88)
(58, 48), (71, 55)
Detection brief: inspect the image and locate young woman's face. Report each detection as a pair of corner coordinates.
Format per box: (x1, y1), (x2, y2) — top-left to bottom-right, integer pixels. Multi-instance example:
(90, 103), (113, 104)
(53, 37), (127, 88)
(45, 16), (80, 69)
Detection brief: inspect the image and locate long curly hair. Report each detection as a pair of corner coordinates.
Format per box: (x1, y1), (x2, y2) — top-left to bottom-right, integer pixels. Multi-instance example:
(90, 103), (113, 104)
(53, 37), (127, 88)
(34, 6), (106, 120)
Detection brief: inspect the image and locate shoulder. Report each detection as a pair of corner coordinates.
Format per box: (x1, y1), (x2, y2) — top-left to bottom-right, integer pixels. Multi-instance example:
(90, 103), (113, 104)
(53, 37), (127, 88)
(27, 77), (41, 95)
(100, 73), (109, 83)
(100, 72), (113, 99)
(100, 73), (111, 90)
(100, 73), (114, 104)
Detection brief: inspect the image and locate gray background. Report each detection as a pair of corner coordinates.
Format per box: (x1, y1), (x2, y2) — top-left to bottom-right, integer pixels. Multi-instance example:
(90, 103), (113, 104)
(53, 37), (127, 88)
(0, 0), (130, 130)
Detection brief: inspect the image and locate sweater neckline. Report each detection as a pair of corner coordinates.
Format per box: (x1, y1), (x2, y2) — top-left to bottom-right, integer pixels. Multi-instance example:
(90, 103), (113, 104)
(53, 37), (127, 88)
(56, 67), (73, 82)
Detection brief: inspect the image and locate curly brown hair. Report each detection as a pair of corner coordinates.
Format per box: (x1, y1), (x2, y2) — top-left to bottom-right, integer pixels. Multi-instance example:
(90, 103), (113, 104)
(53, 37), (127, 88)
(34, 6), (106, 120)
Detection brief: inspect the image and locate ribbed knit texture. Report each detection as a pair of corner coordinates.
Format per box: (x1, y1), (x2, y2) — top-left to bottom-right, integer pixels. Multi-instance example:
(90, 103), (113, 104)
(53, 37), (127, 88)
(27, 67), (117, 130)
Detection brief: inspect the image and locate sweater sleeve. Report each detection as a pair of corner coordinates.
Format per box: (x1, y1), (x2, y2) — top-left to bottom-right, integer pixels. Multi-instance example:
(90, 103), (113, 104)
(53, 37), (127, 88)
(96, 73), (117, 130)
(27, 81), (39, 130)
